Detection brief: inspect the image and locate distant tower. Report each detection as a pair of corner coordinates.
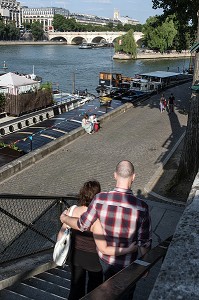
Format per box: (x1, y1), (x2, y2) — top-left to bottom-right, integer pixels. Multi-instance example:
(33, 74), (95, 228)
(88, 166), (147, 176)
(114, 9), (120, 20)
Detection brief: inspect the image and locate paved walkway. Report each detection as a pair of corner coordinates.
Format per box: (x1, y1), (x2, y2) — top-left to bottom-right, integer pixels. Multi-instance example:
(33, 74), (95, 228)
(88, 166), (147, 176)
(0, 82), (192, 299)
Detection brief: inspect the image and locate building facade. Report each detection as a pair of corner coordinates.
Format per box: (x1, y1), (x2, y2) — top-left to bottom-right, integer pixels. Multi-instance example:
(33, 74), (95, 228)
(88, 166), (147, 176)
(113, 8), (139, 25)
(0, 0), (22, 27)
(22, 7), (70, 31)
(70, 13), (121, 27)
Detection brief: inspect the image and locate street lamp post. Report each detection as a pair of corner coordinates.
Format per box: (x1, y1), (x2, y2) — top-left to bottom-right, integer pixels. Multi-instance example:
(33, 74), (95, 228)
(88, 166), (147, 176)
(72, 71), (76, 94)
(29, 135), (33, 152)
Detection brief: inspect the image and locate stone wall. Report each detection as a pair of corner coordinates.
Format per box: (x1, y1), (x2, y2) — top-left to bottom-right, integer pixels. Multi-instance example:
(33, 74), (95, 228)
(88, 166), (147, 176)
(113, 51), (191, 60)
(148, 172), (199, 300)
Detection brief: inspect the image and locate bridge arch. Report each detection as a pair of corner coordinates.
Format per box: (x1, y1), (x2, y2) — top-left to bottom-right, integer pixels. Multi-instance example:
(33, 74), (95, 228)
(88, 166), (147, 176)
(112, 37), (118, 43)
(92, 36), (107, 43)
(71, 36), (85, 45)
(136, 38), (144, 48)
(50, 36), (67, 43)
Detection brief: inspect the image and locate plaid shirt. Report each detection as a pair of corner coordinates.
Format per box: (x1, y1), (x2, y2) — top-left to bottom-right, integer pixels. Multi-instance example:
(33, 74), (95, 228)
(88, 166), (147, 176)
(77, 188), (152, 267)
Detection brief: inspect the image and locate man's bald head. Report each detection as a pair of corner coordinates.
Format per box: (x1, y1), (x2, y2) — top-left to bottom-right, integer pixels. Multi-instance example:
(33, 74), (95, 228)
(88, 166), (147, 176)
(115, 160), (135, 179)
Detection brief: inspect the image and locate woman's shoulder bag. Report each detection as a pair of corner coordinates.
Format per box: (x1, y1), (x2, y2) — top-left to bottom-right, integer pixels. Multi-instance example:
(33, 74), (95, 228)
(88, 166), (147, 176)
(53, 204), (77, 266)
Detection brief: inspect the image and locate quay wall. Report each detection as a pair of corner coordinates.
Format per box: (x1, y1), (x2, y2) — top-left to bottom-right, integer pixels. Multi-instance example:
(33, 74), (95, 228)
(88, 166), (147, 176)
(0, 41), (67, 46)
(149, 172), (199, 299)
(0, 102), (132, 183)
(113, 51), (191, 60)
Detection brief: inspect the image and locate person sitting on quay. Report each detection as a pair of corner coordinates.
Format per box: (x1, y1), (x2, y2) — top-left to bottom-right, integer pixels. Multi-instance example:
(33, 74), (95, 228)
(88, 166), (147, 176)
(89, 114), (100, 132)
(82, 114), (92, 134)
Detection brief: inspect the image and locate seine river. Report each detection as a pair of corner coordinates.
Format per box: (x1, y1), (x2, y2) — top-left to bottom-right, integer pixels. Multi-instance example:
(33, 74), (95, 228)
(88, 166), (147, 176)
(0, 44), (190, 94)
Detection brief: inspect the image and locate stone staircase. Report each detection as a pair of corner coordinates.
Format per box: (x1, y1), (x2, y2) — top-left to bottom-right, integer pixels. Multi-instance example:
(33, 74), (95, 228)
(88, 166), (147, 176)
(0, 266), (71, 300)
(0, 239), (170, 300)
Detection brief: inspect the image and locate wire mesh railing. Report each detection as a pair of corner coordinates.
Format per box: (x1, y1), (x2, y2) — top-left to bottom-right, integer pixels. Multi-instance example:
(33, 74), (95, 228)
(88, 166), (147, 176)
(0, 194), (78, 264)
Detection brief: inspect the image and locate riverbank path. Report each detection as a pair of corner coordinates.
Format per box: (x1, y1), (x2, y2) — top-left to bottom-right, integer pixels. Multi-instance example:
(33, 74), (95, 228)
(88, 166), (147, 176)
(0, 82), (192, 299)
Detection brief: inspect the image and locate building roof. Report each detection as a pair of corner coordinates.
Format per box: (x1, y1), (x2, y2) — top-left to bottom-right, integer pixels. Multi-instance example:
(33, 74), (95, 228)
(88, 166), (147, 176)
(139, 71), (180, 78)
(0, 72), (38, 87)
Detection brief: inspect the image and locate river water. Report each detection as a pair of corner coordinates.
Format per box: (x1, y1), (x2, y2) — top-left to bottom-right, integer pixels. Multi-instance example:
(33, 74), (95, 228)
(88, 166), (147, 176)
(0, 45), (190, 94)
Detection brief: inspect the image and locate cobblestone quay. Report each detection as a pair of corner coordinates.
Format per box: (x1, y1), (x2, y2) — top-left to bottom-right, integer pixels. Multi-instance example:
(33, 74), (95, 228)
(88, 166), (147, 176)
(0, 82), (192, 299)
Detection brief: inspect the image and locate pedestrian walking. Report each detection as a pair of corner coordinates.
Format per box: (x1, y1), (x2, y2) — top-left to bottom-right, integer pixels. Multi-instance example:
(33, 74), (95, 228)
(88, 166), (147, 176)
(168, 93), (175, 113)
(160, 94), (166, 113)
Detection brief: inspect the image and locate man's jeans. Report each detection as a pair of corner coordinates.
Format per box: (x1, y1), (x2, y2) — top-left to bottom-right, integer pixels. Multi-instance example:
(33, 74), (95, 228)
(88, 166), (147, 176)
(100, 258), (136, 300)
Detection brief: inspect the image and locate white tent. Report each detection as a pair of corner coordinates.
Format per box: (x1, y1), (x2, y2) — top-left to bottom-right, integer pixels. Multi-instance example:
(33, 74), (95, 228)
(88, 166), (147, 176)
(0, 72), (40, 95)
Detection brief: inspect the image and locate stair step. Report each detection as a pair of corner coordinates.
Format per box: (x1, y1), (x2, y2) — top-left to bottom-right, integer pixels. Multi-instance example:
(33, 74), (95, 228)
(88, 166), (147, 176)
(36, 271), (70, 288)
(0, 289), (34, 300)
(47, 267), (71, 280)
(7, 282), (66, 300)
(24, 276), (69, 298)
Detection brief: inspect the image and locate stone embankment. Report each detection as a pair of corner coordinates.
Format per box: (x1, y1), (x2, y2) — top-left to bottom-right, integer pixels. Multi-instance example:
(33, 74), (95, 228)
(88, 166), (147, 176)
(0, 41), (66, 46)
(113, 51), (191, 60)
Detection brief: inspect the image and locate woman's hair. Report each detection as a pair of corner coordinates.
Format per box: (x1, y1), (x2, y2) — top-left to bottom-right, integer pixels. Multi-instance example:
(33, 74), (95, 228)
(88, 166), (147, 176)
(84, 114), (89, 119)
(78, 180), (101, 206)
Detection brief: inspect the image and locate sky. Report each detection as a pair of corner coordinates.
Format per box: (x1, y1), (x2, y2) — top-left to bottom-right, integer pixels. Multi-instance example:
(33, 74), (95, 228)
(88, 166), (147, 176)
(21, 0), (163, 24)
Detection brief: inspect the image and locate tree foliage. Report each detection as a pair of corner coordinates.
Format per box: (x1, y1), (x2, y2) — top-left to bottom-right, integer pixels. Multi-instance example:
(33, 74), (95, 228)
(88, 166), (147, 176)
(115, 29), (137, 57)
(169, 12), (199, 189)
(152, 0), (198, 45)
(31, 21), (44, 41)
(52, 14), (67, 31)
(0, 20), (20, 40)
(22, 22), (31, 31)
(52, 14), (143, 33)
(143, 15), (177, 52)
(40, 82), (52, 92)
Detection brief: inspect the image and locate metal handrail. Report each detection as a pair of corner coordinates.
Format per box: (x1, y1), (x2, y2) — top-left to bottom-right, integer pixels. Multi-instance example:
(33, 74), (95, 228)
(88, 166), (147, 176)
(81, 236), (172, 300)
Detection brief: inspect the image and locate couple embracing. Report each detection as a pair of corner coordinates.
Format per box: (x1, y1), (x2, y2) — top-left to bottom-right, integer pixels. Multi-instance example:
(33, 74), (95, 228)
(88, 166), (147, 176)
(60, 160), (152, 299)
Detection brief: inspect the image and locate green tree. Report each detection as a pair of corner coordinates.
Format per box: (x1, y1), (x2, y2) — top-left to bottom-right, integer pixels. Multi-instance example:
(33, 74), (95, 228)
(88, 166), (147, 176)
(115, 29), (137, 58)
(115, 23), (124, 31)
(107, 22), (114, 30)
(52, 14), (67, 31)
(0, 20), (20, 40)
(143, 16), (177, 52)
(123, 24), (143, 32)
(6, 22), (20, 40)
(62, 18), (77, 31)
(152, 0), (198, 45)
(40, 82), (52, 92)
(0, 20), (5, 40)
(169, 11), (199, 190)
(22, 21), (31, 31)
(31, 21), (44, 41)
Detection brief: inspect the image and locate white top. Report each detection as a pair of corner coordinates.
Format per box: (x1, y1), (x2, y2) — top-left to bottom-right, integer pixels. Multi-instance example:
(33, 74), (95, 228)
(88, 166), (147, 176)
(89, 115), (98, 123)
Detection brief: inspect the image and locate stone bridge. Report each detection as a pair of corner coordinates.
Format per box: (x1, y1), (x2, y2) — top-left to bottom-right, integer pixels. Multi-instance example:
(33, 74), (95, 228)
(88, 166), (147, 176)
(48, 31), (144, 45)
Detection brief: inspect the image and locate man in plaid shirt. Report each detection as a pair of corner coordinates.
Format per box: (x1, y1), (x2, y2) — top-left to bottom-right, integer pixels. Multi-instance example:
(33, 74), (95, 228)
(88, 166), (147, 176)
(61, 160), (152, 296)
